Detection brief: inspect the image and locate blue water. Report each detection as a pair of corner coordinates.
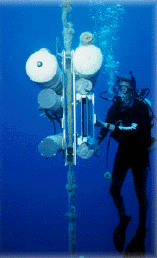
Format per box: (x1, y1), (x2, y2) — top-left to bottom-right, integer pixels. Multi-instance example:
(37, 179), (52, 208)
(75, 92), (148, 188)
(0, 1), (156, 257)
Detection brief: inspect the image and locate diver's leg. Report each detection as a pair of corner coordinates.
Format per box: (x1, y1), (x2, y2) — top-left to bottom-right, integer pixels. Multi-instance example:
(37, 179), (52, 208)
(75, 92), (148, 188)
(123, 166), (149, 257)
(110, 154), (129, 218)
(110, 152), (131, 253)
(132, 166), (149, 232)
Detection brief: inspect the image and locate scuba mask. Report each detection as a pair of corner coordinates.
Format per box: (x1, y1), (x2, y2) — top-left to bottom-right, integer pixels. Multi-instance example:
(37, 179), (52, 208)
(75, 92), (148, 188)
(112, 71), (136, 107)
(113, 71), (136, 96)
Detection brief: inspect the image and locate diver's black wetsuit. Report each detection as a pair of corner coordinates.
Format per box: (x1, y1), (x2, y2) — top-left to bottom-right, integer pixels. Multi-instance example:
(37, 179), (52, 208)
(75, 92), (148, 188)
(97, 98), (151, 231)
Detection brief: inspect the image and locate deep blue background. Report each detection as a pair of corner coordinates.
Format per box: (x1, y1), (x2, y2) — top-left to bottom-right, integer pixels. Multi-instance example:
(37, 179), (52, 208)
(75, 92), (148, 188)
(0, 1), (156, 257)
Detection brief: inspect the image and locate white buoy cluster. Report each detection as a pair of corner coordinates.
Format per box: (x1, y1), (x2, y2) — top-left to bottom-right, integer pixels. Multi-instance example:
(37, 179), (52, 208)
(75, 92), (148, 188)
(74, 32), (103, 159)
(73, 45), (103, 78)
(25, 32), (103, 160)
(73, 32), (103, 95)
(26, 48), (62, 94)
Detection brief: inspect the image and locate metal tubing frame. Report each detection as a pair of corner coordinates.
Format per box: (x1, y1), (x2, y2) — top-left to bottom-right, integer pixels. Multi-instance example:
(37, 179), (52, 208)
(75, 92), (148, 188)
(62, 49), (95, 164)
(62, 50), (77, 165)
(62, 50), (68, 166)
(71, 50), (77, 165)
(77, 93), (95, 146)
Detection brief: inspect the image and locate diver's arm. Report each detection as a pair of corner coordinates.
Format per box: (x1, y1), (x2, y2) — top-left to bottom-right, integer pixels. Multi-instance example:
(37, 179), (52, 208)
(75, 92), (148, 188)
(95, 106), (116, 144)
(94, 107), (116, 156)
(115, 121), (138, 135)
(115, 102), (151, 138)
(96, 116), (115, 131)
(96, 123), (115, 145)
(94, 123), (115, 157)
(99, 121), (139, 135)
(95, 129), (108, 145)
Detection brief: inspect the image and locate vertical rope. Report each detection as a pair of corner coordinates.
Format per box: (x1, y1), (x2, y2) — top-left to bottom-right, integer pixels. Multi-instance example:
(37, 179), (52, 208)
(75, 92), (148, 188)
(61, 0), (74, 54)
(66, 164), (77, 256)
(61, 0), (74, 147)
(66, 67), (73, 146)
(61, 1), (77, 256)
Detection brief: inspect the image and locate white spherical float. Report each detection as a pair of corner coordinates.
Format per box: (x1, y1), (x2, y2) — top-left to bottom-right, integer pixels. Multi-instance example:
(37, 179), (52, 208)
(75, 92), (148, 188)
(25, 48), (62, 95)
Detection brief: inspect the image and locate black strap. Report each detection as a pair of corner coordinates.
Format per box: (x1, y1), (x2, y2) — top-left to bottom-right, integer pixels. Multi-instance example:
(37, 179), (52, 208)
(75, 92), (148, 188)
(106, 133), (111, 170)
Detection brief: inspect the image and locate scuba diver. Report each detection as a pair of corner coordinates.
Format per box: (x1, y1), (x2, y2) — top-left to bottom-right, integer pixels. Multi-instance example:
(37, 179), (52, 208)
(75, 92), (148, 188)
(94, 71), (153, 256)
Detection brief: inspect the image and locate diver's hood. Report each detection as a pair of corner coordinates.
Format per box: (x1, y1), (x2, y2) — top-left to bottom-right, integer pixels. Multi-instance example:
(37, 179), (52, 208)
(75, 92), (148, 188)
(115, 71), (136, 91)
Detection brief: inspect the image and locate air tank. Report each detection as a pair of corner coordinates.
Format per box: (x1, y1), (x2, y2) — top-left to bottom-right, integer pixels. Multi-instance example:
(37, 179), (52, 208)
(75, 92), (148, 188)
(25, 48), (62, 95)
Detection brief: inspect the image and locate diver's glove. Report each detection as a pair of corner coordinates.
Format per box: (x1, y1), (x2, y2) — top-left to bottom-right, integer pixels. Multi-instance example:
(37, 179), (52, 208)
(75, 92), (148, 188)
(93, 139), (101, 157)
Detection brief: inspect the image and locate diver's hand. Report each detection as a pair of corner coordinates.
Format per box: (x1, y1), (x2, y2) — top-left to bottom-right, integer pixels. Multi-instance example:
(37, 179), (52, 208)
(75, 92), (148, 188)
(95, 116), (115, 132)
(105, 123), (115, 132)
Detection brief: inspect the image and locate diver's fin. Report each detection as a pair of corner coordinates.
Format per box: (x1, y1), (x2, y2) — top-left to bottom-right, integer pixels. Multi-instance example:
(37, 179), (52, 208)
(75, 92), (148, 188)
(123, 228), (147, 257)
(113, 215), (131, 253)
